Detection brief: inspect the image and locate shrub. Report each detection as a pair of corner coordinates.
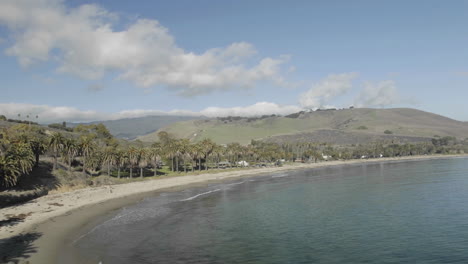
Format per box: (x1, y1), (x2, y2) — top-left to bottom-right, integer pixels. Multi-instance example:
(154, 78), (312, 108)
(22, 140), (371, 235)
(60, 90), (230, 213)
(357, 126), (368, 130)
(384, 130), (393, 134)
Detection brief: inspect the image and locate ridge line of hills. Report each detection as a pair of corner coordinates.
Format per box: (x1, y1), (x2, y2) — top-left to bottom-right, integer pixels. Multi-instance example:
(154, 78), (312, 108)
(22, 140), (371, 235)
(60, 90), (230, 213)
(2, 107), (467, 146)
(135, 108), (468, 145)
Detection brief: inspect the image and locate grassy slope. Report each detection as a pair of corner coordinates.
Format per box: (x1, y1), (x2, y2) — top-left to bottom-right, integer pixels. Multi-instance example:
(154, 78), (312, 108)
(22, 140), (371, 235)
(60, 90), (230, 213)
(137, 108), (468, 144)
(70, 115), (205, 139)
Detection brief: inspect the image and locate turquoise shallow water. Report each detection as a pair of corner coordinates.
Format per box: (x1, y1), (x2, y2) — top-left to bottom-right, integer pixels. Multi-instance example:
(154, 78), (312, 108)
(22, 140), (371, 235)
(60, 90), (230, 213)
(69, 158), (468, 264)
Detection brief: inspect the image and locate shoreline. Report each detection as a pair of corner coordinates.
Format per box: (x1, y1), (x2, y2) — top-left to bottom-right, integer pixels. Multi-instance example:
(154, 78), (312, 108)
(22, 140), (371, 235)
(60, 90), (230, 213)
(1, 154), (467, 263)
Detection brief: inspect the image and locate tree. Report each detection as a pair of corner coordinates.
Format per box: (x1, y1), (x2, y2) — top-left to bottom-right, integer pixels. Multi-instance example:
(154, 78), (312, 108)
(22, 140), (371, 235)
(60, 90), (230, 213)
(62, 138), (79, 172)
(49, 132), (65, 170)
(200, 138), (216, 170)
(29, 136), (47, 168)
(192, 142), (204, 171)
(127, 147), (140, 179)
(79, 136), (96, 176)
(210, 144), (224, 169)
(102, 146), (118, 176)
(172, 140), (182, 172)
(8, 124), (47, 168)
(0, 155), (21, 187)
(0, 142), (34, 187)
(158, 131), (176, 172)
(87, 150), (104, 174)
(115, 149), (128, 179)
(149, 143), (162, 176)
(227, 143), (242, 167)
(137, 148), (148, 178)
(178, 139), (191, 173)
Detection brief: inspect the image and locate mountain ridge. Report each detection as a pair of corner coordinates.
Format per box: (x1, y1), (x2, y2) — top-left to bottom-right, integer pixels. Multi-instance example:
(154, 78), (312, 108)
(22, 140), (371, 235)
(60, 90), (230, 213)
(70, 115), (206, 140)
(136, 108), (468, 144)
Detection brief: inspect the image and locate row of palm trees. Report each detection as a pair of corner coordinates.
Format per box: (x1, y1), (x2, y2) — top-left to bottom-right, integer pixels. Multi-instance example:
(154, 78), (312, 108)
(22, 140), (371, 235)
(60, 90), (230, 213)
(2, 122), (467, 188)
(0, 127), (290, 183)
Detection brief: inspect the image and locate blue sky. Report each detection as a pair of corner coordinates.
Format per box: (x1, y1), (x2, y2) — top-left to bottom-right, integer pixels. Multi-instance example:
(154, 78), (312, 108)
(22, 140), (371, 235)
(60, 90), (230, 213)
(0, 0), (467, 122)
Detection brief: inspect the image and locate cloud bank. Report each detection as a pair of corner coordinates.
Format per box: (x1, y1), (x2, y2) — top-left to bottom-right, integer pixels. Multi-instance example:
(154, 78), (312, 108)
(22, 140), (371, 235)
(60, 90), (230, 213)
(299, 73), (358, 109)
(0, 0), (290, 96)
(0, 102), (301, 123)
(354, 80), (400, 107)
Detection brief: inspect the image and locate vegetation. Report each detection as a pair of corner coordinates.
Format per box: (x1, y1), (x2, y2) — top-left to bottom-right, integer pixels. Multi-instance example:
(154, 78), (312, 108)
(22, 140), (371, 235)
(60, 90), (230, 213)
(48, 122), (73, 132)
(137, 108), (468, 144)
(1, 116), (467, 195)
(71, 115), (203, 139)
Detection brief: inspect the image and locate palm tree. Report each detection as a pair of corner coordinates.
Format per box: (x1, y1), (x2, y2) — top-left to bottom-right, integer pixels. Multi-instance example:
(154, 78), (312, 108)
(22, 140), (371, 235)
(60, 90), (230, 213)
(137, 148), (148, 178)
(149, 143), (162, 177)
(61, 138), (79, 172)
(227, 143), (243, 167)
(87, 150), (104, 174)
(29, 136), (47, 168)
(49, 132), (65, 170)
(192, 142), (204, 171)
(200, 138), (215, 170)
(102, 146), (117, 176)
(185, 143), (199, 172)
(172, 140), (183, 172)
(178, 139), (191, 173)
(160, 138), (175, 172)
(9, 125), (47, 168)
(210, 144), (224, 169)
(127, 147), (140, 179)
(115, 149), (128, 179)
(79, 136), (96, 176)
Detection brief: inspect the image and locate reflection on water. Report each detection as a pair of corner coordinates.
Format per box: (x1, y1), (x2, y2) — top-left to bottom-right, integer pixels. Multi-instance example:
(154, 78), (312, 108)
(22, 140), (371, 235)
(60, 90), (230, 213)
(69, 158), (468, 264)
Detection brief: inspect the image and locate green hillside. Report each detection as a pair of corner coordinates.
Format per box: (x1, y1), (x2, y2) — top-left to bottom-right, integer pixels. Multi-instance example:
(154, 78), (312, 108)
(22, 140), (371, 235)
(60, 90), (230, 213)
(137, 108), (468, 145)
(70, 115), (205, 140)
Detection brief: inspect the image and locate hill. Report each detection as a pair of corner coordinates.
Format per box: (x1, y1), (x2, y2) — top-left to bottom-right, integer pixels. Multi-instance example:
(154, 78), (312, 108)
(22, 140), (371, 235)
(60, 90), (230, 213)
(70, 115), (205, 140)
(137, 108), (468, 145)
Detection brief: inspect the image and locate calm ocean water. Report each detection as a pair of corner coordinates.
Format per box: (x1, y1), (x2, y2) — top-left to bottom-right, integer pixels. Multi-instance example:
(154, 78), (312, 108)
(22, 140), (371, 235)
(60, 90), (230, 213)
(66, 158), (468, 264)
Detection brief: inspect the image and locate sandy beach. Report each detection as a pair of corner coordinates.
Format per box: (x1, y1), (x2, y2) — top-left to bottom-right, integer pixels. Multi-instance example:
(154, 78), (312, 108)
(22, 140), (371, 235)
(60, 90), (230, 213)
(1, 154), (467, 263)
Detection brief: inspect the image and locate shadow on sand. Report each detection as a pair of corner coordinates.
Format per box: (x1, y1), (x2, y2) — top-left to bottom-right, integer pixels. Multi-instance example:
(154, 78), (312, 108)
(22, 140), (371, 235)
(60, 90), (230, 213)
(0, 232), (42, 264)
(0, 162), (60, 208)
(0, 217), (25, 229)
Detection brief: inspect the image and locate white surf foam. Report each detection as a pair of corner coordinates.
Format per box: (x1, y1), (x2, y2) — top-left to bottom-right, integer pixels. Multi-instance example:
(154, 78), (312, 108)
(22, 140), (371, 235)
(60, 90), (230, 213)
(180, 189), (222, 201)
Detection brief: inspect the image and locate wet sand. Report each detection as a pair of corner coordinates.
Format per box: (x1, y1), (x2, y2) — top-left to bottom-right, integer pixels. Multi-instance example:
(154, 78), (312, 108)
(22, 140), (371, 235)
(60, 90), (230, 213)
(1, 154), (466, 263)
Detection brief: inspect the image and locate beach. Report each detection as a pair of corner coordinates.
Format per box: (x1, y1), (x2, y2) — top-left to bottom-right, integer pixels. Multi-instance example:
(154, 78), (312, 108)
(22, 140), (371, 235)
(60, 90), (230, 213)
(1, 154), (467, 263)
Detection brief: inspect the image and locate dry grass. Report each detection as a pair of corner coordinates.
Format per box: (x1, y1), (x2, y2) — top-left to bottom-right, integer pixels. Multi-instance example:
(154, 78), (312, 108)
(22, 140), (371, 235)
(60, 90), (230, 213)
(138, 108), (468, 144)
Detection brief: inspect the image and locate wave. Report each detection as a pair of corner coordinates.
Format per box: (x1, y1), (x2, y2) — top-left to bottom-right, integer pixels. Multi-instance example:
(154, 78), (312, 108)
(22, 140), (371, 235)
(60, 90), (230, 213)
(180, 189), (222, 201)
(225, 181), (245, 187)
(272, 174), (290, 178)
(72, 213), (127, 244)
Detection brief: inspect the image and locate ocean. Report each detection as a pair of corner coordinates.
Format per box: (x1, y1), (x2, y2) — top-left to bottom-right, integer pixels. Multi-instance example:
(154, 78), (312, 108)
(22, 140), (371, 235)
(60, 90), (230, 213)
(64, 157), (468, 264)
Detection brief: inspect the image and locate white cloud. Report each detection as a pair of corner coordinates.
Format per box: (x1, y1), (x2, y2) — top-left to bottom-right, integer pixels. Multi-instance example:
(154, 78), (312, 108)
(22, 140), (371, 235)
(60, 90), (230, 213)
(0, 103), (109, 123)
(299, 72), (358, 109)
(200, 102), (301, 117)
(0, 0), (291, 96)
(354, 80), (400, 107)
(0, 102), (302, 123)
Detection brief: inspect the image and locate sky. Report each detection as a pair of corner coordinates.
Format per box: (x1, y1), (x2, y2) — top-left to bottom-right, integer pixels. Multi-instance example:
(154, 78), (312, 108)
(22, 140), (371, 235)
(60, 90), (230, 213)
(0, 0), (467, 123)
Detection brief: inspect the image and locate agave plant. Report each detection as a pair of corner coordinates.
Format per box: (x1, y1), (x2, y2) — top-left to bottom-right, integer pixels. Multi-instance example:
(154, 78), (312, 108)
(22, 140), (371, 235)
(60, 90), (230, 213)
(0, 142), (34, 187)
